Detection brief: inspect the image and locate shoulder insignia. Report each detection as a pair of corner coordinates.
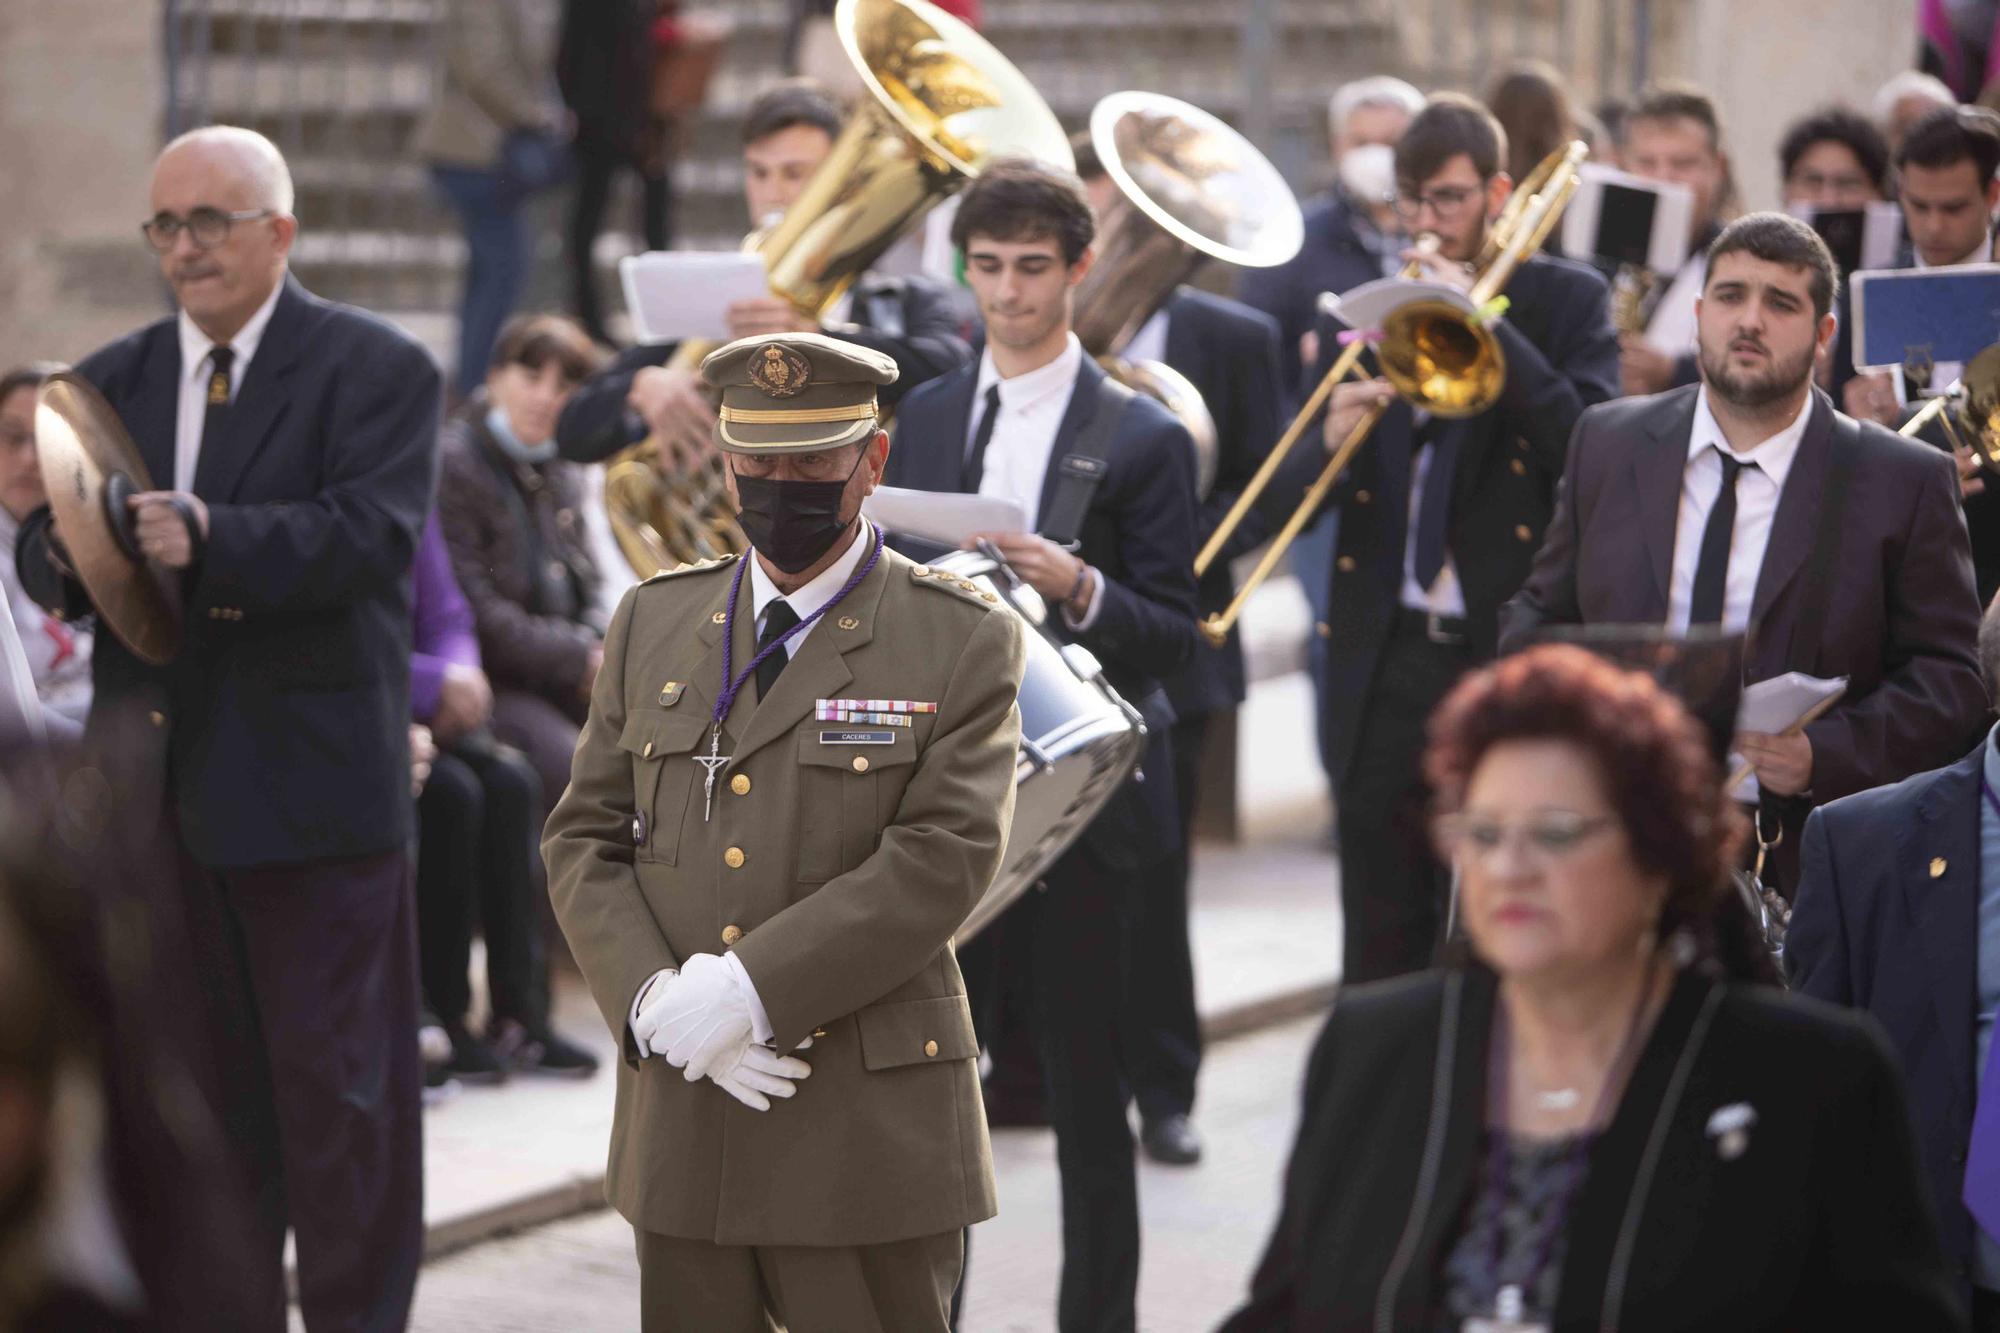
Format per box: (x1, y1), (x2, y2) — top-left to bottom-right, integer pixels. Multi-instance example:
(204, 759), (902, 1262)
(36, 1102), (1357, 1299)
(639, 553), (739, 586)
(910, 564), (1002, 607)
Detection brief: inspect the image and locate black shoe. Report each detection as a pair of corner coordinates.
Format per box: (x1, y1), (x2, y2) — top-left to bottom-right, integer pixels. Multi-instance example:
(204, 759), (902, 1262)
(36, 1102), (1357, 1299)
(489, 1018), (601, 1079)
(443, 1023), (508, 1085)
(1141, 1112), (1203, 1166)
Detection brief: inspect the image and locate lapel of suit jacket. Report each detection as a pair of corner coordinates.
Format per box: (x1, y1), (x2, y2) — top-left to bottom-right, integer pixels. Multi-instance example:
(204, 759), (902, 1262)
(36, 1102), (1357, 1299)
(1035, 355), (1109, 529)
(127, 324), (182, 489)
(193, 275), (308, 502)
(920, 365), (980, 494)
(725, 539), (888, 767)
(1745, 390), (1835, 667)
(1634, 387), (1699, 616)
(1907, 750), (1982, 1111)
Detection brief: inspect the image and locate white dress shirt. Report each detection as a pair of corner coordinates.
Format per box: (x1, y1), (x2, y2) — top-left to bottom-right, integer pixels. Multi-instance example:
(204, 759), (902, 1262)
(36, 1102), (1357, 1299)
(1399, 431), (1468, 617)
(173, 280), (285, 493)
(631, 519), (880, 1050)
(1665, 387), (1813, 632)
(967, 333), (1104, 627)
(1642, 251), (1707, 359)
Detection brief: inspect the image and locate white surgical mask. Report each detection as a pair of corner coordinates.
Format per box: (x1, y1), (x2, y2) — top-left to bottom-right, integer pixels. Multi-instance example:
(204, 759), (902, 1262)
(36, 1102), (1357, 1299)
(1339, 143), (1396, 207)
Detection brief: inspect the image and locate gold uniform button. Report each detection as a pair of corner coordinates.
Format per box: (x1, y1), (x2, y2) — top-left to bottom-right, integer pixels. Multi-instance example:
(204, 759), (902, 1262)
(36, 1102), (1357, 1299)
(1354, 489), (1371, 504)
(721, 924), (744, 945)
(1315, 620), (1332, 639)
(912, 565), (931, 577)
(812, 1027), (828, 1039)
(1514, 524), (1533, 542)
(1509, 458), (1527, 476)
(711, 610), (726, 624)
(148, 710), (166, 728)
(642, 741), (654, 758)
(851, 756), (870, 773)
(923, 1039), (939, 1058)
(1336, 555), (1357, 573)
(838, 616), (860, 630)
(724, 847), (746, 869)
(730, 774), (751, 796)
(982, 592), (998, 603)
(1931, 856), (1948, 878)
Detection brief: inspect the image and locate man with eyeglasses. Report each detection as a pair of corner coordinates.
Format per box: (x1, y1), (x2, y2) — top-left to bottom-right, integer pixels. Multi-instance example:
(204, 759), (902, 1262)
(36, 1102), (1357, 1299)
(1297, 93), (1617, 986)
(14, 125), (436, 1330)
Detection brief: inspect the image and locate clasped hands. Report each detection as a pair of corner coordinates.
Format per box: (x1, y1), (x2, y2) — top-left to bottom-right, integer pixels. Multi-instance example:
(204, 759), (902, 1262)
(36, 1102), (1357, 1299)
(632, 953), (811, 1111)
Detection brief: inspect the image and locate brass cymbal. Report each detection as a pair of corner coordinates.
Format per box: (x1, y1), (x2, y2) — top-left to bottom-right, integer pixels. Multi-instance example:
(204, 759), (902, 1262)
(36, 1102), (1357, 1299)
(34, 373), (182, 665)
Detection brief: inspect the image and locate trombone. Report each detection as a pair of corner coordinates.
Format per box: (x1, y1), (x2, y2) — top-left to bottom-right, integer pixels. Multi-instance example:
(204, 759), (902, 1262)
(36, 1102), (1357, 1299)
(1192, 140), (1589, 646)
(1899, 342), (2000, 470)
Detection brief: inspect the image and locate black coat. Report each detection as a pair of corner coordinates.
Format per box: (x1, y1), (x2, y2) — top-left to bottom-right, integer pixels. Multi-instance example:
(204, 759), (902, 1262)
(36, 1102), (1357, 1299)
(554, 271), (975, 463)
(1789, 743), (1996, 1298)
(1302, 254), (1619, 785)
(1155, 287), (1285, 718)
(1501, 386), (1988, 884)
(1222, 965), (1963, 1332)
(887, 353), (1201, 866)
(1236, 187), (1390, 399)
(15, 276), (439, 868)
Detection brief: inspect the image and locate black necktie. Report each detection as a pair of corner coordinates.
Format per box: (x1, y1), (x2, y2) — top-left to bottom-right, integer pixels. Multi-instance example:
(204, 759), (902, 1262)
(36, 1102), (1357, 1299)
(1410, 424), (1460, 591)
(1688, 451), (1755, 625)
(202, 344), (234, 452)
(962, 384), (1002, 492)
(755, 600), (799, 703)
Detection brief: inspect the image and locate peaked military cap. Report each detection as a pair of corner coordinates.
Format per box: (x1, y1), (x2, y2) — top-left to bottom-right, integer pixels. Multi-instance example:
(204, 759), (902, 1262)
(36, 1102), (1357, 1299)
(699, 332), (899, 455)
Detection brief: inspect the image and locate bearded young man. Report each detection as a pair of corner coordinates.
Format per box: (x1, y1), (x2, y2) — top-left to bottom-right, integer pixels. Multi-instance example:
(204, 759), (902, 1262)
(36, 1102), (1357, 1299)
(1502, 211), (1986, 892)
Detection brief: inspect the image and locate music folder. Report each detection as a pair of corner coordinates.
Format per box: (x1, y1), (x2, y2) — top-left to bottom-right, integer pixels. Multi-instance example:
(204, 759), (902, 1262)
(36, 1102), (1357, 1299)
(1560, 164), (1693, 276)
(1787, 200), (1904, 278)
(1851, 263), (2000, 373)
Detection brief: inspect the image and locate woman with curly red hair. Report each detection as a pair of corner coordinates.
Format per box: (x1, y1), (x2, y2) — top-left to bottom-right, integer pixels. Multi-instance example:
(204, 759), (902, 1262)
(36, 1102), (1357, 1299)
(1222, 644), (1960, 1331)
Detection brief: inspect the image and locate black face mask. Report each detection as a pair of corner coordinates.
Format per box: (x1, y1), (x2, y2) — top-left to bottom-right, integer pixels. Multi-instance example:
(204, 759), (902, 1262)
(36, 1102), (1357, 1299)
(731, 450), (864, 574)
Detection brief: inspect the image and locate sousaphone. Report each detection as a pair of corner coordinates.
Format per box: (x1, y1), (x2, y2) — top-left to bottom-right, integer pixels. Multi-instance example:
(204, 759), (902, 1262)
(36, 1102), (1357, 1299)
(34, 373), (184, 665)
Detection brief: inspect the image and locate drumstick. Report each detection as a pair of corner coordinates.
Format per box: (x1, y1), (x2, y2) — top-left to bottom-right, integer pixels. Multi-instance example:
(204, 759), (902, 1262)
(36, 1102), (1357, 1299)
(1727, 691), (1845, 793)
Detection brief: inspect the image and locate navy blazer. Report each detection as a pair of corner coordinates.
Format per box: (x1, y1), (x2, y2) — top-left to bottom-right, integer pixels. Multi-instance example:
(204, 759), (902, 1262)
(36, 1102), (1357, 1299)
(16, 275), (439, 868)
(1236, 188), (1387, 399)
(1299, 253), (1619, 786)
(887, 353), (1201, 866)
(556, 271), (974, 463)
(1789, 743), (1992, 1293)
(1157, 287), (1285, 718)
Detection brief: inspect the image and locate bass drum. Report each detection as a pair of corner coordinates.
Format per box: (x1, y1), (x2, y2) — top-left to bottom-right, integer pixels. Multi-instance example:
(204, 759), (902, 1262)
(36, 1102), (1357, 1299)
(929, 549), (1145, 940)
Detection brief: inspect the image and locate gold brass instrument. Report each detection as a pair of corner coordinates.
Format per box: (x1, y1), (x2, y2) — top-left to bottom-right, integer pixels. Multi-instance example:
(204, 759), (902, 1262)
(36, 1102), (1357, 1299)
(1191, 140), (1589, 647)
(1072, 91), (1303, 498)
(1899, 342), (2000, 471)
(604, 0), (1072, 576)
(1609, 262), (1661, 336)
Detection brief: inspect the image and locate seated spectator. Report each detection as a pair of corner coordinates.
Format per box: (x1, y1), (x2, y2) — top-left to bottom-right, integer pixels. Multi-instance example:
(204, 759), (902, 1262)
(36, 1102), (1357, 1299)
(411, 509), (597, 1081)
(437, 313), (607, 819)
(0, 363), (91, 741)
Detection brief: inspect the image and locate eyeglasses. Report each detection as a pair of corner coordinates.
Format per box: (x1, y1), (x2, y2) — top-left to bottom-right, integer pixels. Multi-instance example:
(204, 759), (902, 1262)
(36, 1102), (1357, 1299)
(1432, 811), (1618, 865)
(1391, 184), (1485, 224)
(140, 207), (274, 252)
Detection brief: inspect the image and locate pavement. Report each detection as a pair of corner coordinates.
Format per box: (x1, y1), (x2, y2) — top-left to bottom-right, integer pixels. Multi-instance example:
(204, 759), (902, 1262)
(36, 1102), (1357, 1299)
(403, 1015), (1322, 1333)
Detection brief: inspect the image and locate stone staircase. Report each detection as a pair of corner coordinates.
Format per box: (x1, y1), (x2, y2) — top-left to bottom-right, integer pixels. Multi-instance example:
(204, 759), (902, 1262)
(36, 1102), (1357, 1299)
(163, 0), (1655, 341)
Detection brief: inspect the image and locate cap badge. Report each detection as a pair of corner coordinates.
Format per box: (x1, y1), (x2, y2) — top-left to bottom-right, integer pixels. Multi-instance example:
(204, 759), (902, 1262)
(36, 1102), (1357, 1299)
(750, 343), (812, 398)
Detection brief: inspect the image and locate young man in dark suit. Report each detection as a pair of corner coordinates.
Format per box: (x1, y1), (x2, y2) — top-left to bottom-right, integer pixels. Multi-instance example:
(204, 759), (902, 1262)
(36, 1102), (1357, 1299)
(15, 127), (436, 1329)
(1502, 211), (1987, 891)
(1073, 133), (1287, 1167)
(556, 78), (974, 469)
(1789, 591), (2000, 1327)
(1305, 94), (1619, 985)
(888, 157), (1201, 1333)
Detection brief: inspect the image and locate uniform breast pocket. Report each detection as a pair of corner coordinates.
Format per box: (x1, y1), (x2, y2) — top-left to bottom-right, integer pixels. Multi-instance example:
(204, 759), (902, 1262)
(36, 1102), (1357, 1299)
(618, 711), (711, 865)
(795, 727), (918, 883)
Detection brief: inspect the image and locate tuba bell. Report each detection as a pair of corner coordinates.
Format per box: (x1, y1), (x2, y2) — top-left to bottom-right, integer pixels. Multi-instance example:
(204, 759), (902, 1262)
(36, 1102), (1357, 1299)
(1071, 92), (1303, 499)
(603, 0), (1072, 578)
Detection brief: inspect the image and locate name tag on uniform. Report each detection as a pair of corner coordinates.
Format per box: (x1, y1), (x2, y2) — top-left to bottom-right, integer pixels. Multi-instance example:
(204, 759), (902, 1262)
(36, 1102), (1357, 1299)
(820, 730), (896, 745)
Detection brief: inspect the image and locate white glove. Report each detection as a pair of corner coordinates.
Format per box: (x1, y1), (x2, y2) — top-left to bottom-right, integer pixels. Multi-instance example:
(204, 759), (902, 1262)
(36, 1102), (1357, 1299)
(635, 953), (752, 1079)
(707, 1042), (813, 1112)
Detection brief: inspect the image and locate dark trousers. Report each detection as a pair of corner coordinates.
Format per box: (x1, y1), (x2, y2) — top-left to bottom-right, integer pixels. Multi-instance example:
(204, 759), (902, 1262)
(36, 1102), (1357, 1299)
(432, 164), (531, 400)
(1332, 613), (1472, 986)
(415, 738), (546, 1027)
(1973, 1285), (2000, 1333)
(568, 133), (670, 345)
(962, 840), (1141, 1333)
(492, 687), (585, 825)
(180, 845), (424, 1332)
(1122, 709), (1208, 1121)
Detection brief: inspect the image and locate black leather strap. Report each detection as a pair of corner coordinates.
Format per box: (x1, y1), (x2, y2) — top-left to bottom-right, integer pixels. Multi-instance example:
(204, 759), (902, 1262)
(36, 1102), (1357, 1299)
(1783, 413), (1857, 674)
(1040, 375), (1134, 548)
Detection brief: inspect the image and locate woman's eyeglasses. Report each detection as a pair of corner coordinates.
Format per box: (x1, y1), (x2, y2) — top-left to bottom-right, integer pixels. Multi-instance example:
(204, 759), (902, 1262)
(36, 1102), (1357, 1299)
(1433, 812), (1618, 864)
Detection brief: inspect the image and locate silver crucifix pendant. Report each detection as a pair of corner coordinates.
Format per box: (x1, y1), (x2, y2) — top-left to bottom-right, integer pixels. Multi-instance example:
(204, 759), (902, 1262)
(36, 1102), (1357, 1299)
(693, 723), (731, 821)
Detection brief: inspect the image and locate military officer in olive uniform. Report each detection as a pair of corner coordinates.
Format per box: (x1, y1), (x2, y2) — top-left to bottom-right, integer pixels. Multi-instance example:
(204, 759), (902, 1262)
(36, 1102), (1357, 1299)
(544, 331), (1026, 1332)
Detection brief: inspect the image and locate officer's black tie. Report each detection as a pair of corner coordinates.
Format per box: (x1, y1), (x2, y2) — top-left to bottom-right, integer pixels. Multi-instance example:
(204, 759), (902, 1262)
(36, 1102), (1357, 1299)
(1688, 450), (1755, 625)
(755, 600), (799, 703)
